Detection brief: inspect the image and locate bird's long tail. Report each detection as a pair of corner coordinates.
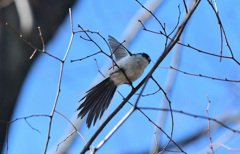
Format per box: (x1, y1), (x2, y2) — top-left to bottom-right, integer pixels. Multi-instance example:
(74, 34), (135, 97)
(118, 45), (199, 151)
(77, 77), (117, 128)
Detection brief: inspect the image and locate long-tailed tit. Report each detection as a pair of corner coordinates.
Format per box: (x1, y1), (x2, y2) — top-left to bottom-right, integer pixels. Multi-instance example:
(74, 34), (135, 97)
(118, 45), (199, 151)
(77, 35), (151, 128)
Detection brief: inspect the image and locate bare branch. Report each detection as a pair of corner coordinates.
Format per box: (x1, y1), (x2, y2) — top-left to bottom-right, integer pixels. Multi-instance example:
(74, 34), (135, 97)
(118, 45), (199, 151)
(44, 8), (74, 153)
(54, 110), (88, 145)
(182, 0), (188, 14)
(207, 0), (236, 63)
(71, 51), (102, 62)
(140, 107), (240, 133)
(211, 143), (240, 151)
(158, 66), (240, 82)
(206, 95), (214, 154)
(0, 19), (62, 62)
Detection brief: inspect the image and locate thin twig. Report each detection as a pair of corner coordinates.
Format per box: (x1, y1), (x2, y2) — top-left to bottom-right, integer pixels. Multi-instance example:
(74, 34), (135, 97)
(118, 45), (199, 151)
(135, 0), (165, 34)
(0, 114), (50, 124)
(0, 19), (62, 61)
(29, 49), (37, 59)
(71, 51), (102, 62)
(38, 26), (45, 52)
(94, 59), (106, 78)
(206, 95), (214, 154)
(139, 21), (240, 65)
(55, 110), (88, 145)
(207, 0), (235, 62)
(56, 130), (76, 151)
(158, 66), (240, 82)
(135, 0), (169, 49)
(137, 76), (161, 97)
(0, 114), (50, 154)
(155, 32), (184, 153)
(153, 126), (159, 154)
(168, 5), (181, 37)
(211, 143), (240, 151)
(140, 107), (240, 133)
(24, 118), (41, 133)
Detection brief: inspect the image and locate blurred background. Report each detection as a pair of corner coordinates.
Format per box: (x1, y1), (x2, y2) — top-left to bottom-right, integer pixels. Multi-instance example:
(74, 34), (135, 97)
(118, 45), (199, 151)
(1, 0), (240, 153)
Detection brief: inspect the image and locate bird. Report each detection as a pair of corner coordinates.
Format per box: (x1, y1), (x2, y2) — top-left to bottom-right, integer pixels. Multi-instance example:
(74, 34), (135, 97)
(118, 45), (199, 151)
(77, 35), (151, 128)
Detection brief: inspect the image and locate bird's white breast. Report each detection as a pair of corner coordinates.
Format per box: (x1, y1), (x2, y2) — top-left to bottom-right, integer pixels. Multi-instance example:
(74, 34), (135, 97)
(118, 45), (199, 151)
(109, 54), (149, 85)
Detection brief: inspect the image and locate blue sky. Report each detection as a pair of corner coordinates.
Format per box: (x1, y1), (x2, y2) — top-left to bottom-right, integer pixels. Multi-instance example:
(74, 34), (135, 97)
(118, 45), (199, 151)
(4, 0), (240, 153)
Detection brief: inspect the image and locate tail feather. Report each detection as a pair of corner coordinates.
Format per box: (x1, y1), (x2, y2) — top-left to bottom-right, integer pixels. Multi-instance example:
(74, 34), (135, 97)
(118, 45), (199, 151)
(86, 84), (111, 126)
(92, 83), (117, 125)
(77, 77), (117, 128)
(77, 78), (109, 118)
(91, 88), (110, 125)
(78, 79), (110, 118)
